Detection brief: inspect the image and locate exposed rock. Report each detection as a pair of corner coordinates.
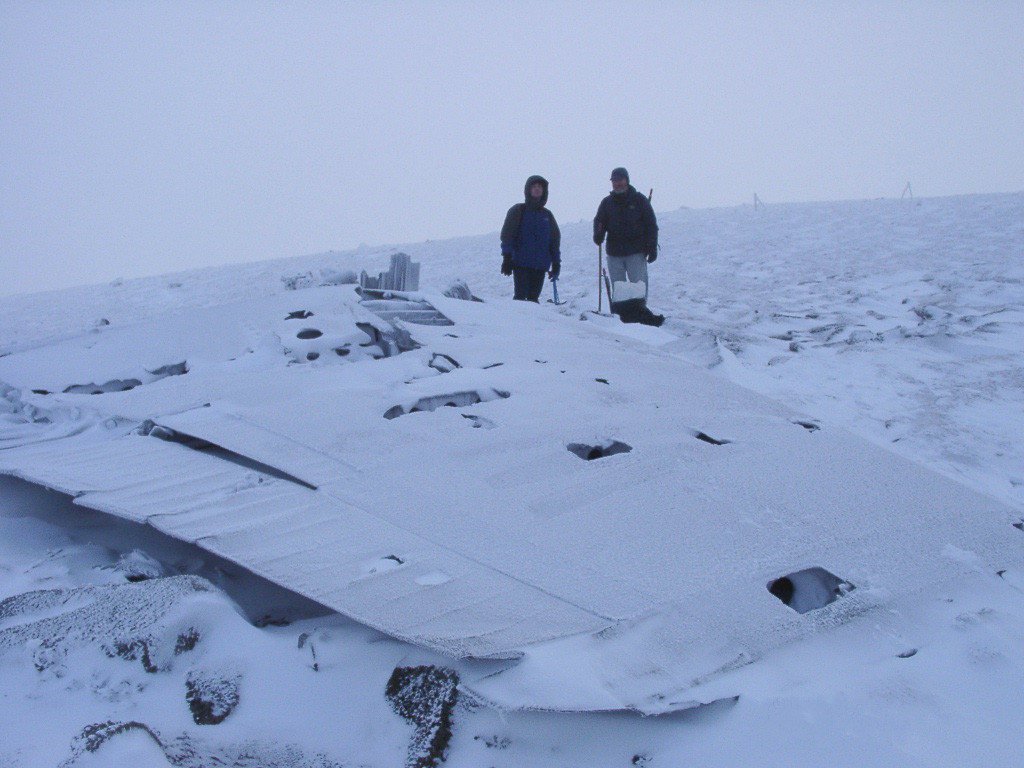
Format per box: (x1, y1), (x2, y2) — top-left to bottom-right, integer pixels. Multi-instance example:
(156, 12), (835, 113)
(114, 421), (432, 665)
(0, 575), (214, 674)
(186, 668), (241, 725)
(386, 665), (459, 768)
(59, 720), (164, 766)
(59, 721), (348, 767)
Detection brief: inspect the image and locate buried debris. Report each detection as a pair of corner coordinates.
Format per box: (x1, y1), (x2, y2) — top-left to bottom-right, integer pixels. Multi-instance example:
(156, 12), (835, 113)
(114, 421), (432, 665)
(384, 390), (510, 420)
(793, 420), (822, 432)
(356, 321), (419, 358)
(462, 414), (497, 430)
(386, 665), (459, 768)
(442, 278), (483, 302)
(359, 294), (454, 327)
(297, 631), (321, 671)
(115, 549), (168, 583)
(693, 430), (731, 446)
(567, 440), (633, 461)
(139, 420), (317, 490)
(767, 567), (855, 614)
(282, 314), (403, 364)
(64, 378), (142, 395)
(148, 361), (188, 378)
(428, 353), (461, 373)
(62, 361), (188, 395)
(360, 252), (420, 292)
(361, 554), (406, 577)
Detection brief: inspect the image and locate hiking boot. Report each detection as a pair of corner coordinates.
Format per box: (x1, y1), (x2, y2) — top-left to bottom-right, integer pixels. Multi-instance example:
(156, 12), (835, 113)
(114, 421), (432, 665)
(637, 306), (665, 327)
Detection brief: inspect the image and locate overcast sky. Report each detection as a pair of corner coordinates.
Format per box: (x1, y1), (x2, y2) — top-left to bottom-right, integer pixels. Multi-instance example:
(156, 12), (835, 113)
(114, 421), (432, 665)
(2, 1), (1022, 297)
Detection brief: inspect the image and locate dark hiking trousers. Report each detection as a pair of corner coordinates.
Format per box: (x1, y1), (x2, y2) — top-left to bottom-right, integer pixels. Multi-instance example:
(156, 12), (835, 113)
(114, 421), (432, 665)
(513, 266), (546, 302)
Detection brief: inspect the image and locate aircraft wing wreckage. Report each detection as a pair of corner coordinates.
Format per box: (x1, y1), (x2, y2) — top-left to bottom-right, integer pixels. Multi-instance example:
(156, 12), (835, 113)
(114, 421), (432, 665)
(2, 285), (1021, 714)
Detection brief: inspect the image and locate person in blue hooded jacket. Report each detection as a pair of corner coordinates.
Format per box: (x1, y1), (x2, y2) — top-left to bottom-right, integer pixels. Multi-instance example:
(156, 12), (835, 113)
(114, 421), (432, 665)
(500, 175), (561, 302)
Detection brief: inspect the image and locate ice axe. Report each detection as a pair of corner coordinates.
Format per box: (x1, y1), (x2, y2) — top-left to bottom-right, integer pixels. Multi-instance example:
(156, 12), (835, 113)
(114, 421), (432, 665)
(549, 276), (565, 305)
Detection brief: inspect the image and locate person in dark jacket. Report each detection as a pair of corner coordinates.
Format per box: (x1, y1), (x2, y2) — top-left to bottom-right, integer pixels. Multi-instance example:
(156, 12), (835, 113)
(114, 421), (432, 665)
(593, 167), (664, 326)
(501, 175), (561, 302)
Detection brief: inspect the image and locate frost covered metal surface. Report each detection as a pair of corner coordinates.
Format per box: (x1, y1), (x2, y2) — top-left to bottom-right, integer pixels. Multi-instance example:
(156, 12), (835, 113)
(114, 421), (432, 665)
(2, 277), (1022, 713)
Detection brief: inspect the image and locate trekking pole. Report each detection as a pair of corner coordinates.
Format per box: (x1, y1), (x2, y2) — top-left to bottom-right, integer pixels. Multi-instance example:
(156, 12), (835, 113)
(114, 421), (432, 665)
(597, 243), (603, 314)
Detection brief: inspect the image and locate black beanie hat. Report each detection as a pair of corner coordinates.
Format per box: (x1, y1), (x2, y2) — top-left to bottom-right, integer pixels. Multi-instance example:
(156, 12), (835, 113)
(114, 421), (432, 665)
(610, 167), (629, 182)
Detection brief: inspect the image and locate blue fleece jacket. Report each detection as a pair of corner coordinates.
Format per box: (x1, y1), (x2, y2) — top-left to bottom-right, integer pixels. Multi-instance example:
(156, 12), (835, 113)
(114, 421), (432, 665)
(500, 175), (561, 271)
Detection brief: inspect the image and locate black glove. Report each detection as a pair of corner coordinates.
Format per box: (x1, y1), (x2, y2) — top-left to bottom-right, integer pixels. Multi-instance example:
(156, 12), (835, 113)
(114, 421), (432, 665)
(646, 249), (657, 263)
(501, 255), (513, 276)
(548, 263), (560, 281)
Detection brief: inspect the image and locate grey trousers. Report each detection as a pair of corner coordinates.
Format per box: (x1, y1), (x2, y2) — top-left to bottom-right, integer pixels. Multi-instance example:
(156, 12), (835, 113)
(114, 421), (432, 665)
(606, 252), (648, 302)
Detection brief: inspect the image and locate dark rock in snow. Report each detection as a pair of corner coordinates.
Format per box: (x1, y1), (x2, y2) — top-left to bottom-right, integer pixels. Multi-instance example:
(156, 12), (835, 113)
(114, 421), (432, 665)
(175, 627), (201, 655)
(111, 637), (160, 673)
(186, 668), (241, 725)
(386, 665), (459, 768)
(60, 720), (164, 766)
(474, 733), (511, 749)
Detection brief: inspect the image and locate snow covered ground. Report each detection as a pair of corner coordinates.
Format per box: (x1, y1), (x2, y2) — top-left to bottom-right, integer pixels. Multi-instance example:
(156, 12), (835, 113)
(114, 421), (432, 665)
(1, 192), (1023, 766)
